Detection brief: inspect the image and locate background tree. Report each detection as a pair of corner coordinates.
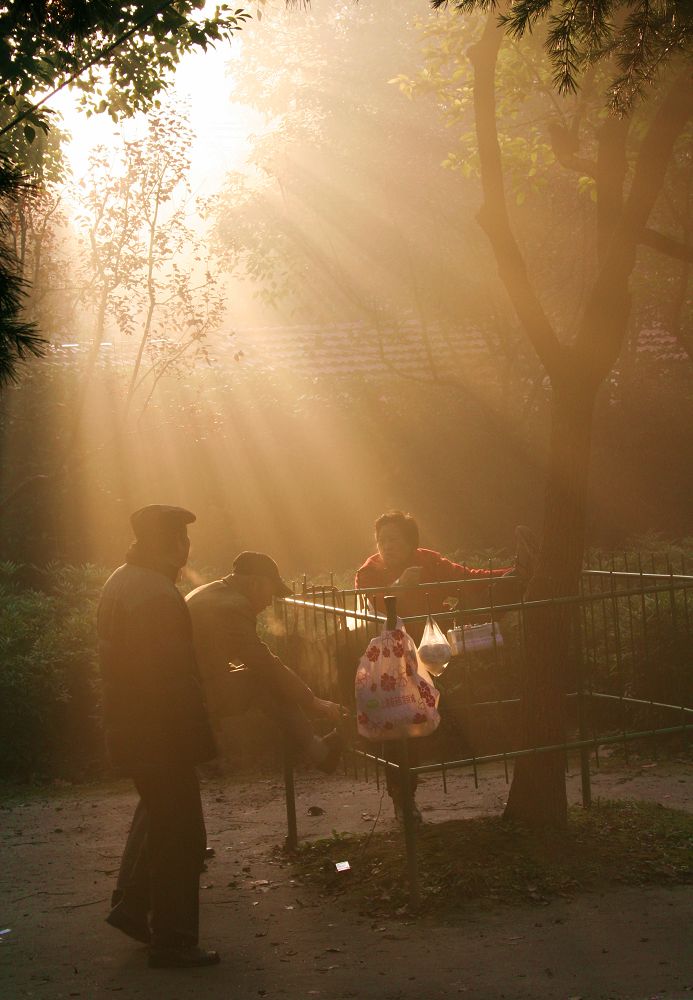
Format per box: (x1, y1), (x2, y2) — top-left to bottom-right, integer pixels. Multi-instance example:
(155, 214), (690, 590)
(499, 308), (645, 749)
(210, 0), (544, 413)
(401, 6), (692, 828)
(0, 0), (249, 383)
(73, 104), (224, 420)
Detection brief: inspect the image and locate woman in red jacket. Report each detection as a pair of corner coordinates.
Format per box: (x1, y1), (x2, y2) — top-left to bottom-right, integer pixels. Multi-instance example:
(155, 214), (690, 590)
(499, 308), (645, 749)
(355, 511), (515, 641)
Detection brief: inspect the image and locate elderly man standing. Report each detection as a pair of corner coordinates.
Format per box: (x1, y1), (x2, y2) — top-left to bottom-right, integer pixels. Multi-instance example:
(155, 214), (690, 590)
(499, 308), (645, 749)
(98, 504), (220, 969)
(186, 551), (343, 770)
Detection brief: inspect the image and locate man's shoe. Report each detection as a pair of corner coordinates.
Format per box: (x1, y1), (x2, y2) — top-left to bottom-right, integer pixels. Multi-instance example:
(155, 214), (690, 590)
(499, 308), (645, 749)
(316, 729), (343, 774)
(106, 905), (151, 945)
(148, 945), (221, 968)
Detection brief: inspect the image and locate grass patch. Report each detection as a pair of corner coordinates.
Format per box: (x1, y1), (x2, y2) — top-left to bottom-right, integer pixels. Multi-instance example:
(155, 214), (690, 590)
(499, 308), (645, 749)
(293, 801), (692, 918)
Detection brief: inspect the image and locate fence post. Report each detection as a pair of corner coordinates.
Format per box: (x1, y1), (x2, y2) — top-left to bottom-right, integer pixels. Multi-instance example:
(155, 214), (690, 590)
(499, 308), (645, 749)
(283, 742), (298, 851)
(398, 736), (420, 908)
(574, 603), (592, 809)
(384, 593), (420, 908)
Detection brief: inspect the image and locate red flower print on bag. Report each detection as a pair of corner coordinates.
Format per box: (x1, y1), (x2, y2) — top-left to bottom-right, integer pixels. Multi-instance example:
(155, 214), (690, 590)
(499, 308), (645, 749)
(355, 622), (440, 741)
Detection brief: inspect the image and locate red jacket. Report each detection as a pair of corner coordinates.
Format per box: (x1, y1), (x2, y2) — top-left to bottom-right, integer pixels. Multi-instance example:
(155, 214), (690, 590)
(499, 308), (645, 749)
(355, 548), (511, 639)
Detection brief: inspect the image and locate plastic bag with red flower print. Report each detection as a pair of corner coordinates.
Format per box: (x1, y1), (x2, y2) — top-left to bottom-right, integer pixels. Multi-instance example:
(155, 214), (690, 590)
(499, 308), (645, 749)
(355, 620), (441, 741)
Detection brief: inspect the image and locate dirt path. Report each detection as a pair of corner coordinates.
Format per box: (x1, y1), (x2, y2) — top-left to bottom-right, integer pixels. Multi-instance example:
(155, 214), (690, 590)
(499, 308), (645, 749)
(1, 759), (691, 1000)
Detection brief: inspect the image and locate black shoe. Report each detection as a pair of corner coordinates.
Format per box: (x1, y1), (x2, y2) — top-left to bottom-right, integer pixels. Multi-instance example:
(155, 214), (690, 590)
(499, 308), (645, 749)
(316, 729), (343, 774)
(148, 945), (221, 968)
(204, 846), (216, 859)
(106, 905), (151, 945)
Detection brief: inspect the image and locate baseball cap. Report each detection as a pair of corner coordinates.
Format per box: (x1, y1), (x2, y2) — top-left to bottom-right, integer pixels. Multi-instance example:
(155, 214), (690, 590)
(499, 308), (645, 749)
(232, 551), (292, 597)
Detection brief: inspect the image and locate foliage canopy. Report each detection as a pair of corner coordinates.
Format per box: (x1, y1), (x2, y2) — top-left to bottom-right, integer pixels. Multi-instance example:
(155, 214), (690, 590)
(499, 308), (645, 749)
(0, 0), (249, 386)
(433, 0), (693, 110)
(0, 1), (250, 170)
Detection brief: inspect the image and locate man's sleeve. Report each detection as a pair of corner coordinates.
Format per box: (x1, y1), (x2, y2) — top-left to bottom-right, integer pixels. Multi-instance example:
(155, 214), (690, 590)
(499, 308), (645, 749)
(219, 615), (315, 711)
(435, 554), (512, 579)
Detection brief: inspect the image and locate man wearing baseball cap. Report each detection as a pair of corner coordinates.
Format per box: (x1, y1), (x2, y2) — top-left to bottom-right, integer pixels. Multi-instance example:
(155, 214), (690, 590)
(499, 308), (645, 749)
(186, 551), (343, 770)
(97, 505), (220, 968)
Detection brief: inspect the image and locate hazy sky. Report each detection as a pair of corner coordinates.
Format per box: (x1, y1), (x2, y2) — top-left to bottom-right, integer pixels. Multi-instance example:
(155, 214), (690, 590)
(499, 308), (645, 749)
(51, 30), (263, 198)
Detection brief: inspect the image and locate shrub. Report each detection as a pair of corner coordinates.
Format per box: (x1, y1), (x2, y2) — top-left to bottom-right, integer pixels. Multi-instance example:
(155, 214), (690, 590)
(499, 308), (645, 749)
(0, 562), (106, 780)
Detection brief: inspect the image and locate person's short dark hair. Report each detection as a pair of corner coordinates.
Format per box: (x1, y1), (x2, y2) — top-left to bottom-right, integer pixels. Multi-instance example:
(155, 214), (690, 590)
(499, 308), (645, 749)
(374, 511), (419, 550)
(232, 551), (292, 597)
(130, 504), (195, 546)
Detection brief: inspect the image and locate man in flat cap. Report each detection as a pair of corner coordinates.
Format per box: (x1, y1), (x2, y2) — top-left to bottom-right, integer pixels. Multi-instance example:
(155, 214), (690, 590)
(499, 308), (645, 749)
(97, 505), (220, 968)
(186, 551), (343, 770)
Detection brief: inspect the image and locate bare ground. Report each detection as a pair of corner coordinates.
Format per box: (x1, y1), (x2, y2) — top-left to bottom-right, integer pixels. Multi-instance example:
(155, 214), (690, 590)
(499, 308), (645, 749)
(1, 756), (692, 1000)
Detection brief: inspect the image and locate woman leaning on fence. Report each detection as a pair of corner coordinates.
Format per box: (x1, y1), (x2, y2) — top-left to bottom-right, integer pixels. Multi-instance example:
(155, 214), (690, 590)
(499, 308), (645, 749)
(354, 511), (537, 822)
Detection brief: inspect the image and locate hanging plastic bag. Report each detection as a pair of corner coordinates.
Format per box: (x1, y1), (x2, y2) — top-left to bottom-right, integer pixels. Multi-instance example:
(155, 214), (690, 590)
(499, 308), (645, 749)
(447, 621), (503, 656)
(355, 621), (440, 741)
(417, 615), (452, 676)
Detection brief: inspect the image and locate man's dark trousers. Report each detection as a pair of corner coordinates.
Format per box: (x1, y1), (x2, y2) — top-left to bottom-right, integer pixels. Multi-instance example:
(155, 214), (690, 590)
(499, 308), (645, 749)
(111, 765), (206, 948)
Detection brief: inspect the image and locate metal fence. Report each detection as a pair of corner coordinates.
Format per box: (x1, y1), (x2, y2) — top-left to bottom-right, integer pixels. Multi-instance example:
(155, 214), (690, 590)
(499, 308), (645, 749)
(272, 562), (693, 903)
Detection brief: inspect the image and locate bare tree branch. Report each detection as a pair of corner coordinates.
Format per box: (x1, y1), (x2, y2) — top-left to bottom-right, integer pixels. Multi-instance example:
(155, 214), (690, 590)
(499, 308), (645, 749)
(639, 226), (693, 262)
(469, 12), (565, 380)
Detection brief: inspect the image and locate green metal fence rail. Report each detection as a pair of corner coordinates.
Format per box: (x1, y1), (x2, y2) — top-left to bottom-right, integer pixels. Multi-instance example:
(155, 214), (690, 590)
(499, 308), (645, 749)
(273, 565), (693, 904)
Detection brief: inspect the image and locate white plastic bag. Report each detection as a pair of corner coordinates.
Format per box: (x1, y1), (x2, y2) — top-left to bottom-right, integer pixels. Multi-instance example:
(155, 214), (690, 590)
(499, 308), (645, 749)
(417, 615), (452, 676)
(355, 621), (440, 741)
(447, 621), (503, 655)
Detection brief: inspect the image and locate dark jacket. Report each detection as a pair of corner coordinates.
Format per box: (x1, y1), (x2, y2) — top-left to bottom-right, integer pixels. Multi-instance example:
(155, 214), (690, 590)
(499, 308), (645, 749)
(97, 562), (216, 774)
(185, 577), (313, 724)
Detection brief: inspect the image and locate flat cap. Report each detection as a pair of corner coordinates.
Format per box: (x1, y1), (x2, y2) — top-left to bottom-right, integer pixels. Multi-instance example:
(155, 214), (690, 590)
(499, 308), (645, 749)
(130, 504), (196, 540)
(232, 551), (291, 597)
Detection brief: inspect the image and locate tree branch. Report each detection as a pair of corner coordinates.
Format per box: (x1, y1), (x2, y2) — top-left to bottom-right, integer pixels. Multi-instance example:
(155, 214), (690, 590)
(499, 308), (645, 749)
(639, 226), (693, 262)
(469, 12), (565, 381)
(548, 123), (596, 177)
(576, 68), (693, 383)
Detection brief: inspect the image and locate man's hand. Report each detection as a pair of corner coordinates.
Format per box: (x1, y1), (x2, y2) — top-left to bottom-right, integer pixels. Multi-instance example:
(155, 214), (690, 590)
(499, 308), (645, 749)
(311, 696), (346, 722)
(396, 566), (423, 587)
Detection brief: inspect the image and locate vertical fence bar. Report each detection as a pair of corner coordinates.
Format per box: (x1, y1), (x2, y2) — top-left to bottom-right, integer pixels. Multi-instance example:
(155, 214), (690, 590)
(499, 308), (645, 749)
(573, 601), (592, 808)
(579, 576), (599, 770)
(384, 593), (419, 908)
(489, 580), (509, 784)
(283, 741), (298, 851)
(397, 735), (420, 908)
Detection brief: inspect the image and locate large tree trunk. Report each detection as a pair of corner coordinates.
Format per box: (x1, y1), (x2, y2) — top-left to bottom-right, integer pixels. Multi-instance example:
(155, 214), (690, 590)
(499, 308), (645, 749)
(468, 11), (692, 832)
(504, 372), (596, 829)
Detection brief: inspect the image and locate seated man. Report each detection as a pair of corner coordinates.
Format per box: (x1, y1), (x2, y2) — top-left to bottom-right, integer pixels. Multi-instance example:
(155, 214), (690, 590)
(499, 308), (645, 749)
(186, 551), (342, 771)
(355, 511), (538, 822)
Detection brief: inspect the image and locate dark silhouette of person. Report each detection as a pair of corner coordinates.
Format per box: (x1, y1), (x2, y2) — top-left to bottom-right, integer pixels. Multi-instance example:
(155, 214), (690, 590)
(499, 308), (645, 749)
(98, 504), (220, 968)
(186, 551), (343, 771)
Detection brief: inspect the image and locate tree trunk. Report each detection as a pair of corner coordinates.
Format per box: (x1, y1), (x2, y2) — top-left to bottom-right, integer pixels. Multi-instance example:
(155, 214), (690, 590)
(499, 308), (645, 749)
(504, 371), (596, 830)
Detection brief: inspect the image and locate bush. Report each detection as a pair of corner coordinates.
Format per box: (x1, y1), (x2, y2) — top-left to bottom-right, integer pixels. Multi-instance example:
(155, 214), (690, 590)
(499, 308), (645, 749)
(0, 562), (106, 781)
